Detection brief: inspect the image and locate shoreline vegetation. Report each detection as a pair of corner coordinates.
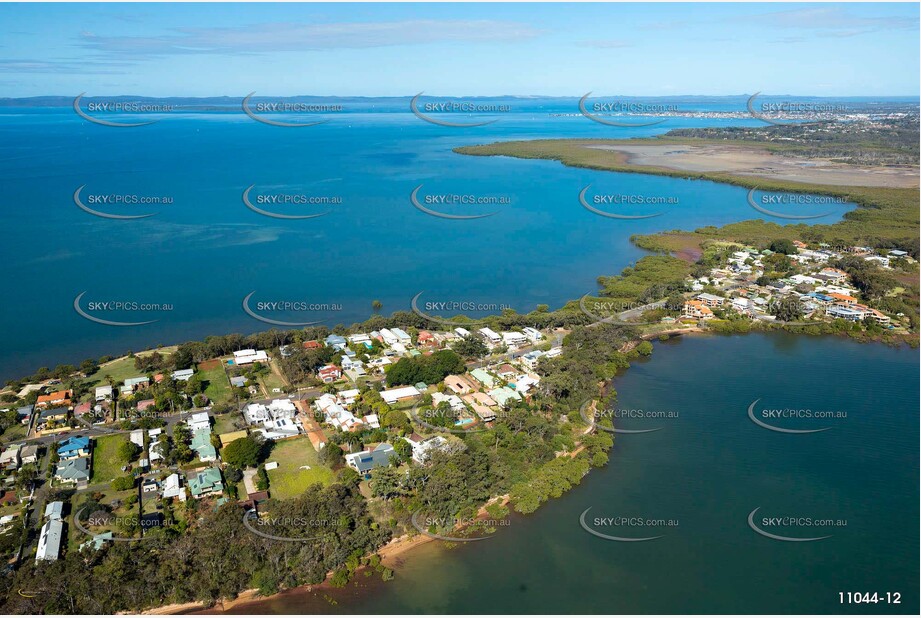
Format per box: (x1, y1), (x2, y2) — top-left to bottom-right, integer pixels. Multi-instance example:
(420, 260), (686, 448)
(2, 131), (918, 614)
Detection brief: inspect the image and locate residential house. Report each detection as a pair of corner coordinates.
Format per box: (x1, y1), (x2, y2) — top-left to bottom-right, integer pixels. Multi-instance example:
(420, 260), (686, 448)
(682, 300), (714, 320)
(16, 404), (33, 424)
(44, 501), (64, 521)
(230, 376), (248, 388)
(232, 349), (269, 366)
(345, 443), (396, 478)
(470, 368), (496, 388)
(391, 328), (412, 345)
(488, 387), (522, 408)
(403, 435), (450, 464)
(35, 389), (73, 409)
(186, 412), (211, 432)
(161, 473), (187, 501)
(417, 330), (436, 347)
(317, 364), (342, 383)
(36, 518), (64, 562)
(20, 444), (40, 465)
(94, 386), (113, 401)
(0, 444), (21, 471)
(380, 386), (421, 405)
(454, 327), (471, 338)
(188, 467), (224, 498)
(521, 327), (544, 343)
(191, 429), (217, 462)
(123, 376), (150, 392)
(171, 368), (195, 381)
(444, 375), (474, 396)
(55, 457), (90, 485)
(501, 331), (528, 349)
(520, 350), (545, 370)
(379, 328), (399, 346)
(696, 293), (725, 307)
(478, 327), (501, 346)
(57, 436), (90, 460)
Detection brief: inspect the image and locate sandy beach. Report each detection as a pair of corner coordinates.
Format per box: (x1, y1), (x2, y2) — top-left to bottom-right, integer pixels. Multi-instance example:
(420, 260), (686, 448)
(586, 143), (920, 188)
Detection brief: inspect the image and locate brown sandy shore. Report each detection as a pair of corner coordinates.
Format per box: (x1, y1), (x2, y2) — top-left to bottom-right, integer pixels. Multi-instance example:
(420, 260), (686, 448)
(585, 142), (919, 188)
(136, 495), (512, 615)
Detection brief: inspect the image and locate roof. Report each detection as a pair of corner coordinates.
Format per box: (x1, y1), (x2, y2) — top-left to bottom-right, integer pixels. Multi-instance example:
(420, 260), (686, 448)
(39, 406), (68, 419)
(56, 457), (90, 481)
(188, 467), (223, 497)
(58, 436), (90, 453)
(36, 518), (64, 561)
(36, 390), (72, 404)
(346, 443), (395, 474)
(44, 501), (64, 520)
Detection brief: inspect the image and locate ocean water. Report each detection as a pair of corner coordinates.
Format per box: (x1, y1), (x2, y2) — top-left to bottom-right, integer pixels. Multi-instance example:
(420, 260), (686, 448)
(0, 99), (864, 380)
(204, 333), (919, 615)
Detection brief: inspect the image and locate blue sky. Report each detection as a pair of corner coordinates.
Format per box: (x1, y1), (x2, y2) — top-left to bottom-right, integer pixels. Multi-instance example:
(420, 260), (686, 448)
(0, 3), (918, 97)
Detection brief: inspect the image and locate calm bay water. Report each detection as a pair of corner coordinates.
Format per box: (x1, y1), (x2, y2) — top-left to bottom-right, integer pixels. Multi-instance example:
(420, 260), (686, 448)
(204, 333), (919, 615)
(0, 100), (859, 381)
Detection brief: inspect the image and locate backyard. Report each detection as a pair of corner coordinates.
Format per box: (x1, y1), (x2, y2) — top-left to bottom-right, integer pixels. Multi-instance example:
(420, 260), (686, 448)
(264, 437), (335, 500)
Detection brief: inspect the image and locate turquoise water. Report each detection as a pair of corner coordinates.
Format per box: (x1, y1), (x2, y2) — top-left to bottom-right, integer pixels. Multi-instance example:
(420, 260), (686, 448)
(454, 418), (475, 426)
(0, 101), (860, 381)
(203, 333), (919, 615)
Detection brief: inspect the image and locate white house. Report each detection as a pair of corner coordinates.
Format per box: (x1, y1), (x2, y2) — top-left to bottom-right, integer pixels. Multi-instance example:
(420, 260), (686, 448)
(379, 329), (399, 346)
(454, 327), (471, 338)
(501, 331), (528, 348)
(478, 327), (501, 345)
(380, 386), (421, 405)
(36, 519), (64, 562)
(232, 349), (269, 366)
(404, 435), (450, 464)
(186, 412), (211, 432)
(95, 385), (113, 401)
(521, 327), (543, 343)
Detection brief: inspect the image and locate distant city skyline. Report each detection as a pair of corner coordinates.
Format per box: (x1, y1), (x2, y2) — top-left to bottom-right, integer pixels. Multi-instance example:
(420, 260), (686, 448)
(0, 3), (918, 97)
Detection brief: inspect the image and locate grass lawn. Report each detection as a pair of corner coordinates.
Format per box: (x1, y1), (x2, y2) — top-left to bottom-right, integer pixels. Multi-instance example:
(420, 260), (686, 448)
(85, 356), (144, 386)
(1, 423), (28, 444)
(90, 433), (130, 484)
(265, 437), (334, 500)
(200, 362), (232, 404)
(258, 366), (287, 395)
(212, 412), (245, 435)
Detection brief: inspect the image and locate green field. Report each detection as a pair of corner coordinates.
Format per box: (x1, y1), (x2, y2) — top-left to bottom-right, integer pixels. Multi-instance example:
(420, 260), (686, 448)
(90, 434), (130, 484)
(265, 437), (334, 500)
(212, 412), (245, 435)
(200, 363), (232, 404)
(258, 365), (288, 396)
